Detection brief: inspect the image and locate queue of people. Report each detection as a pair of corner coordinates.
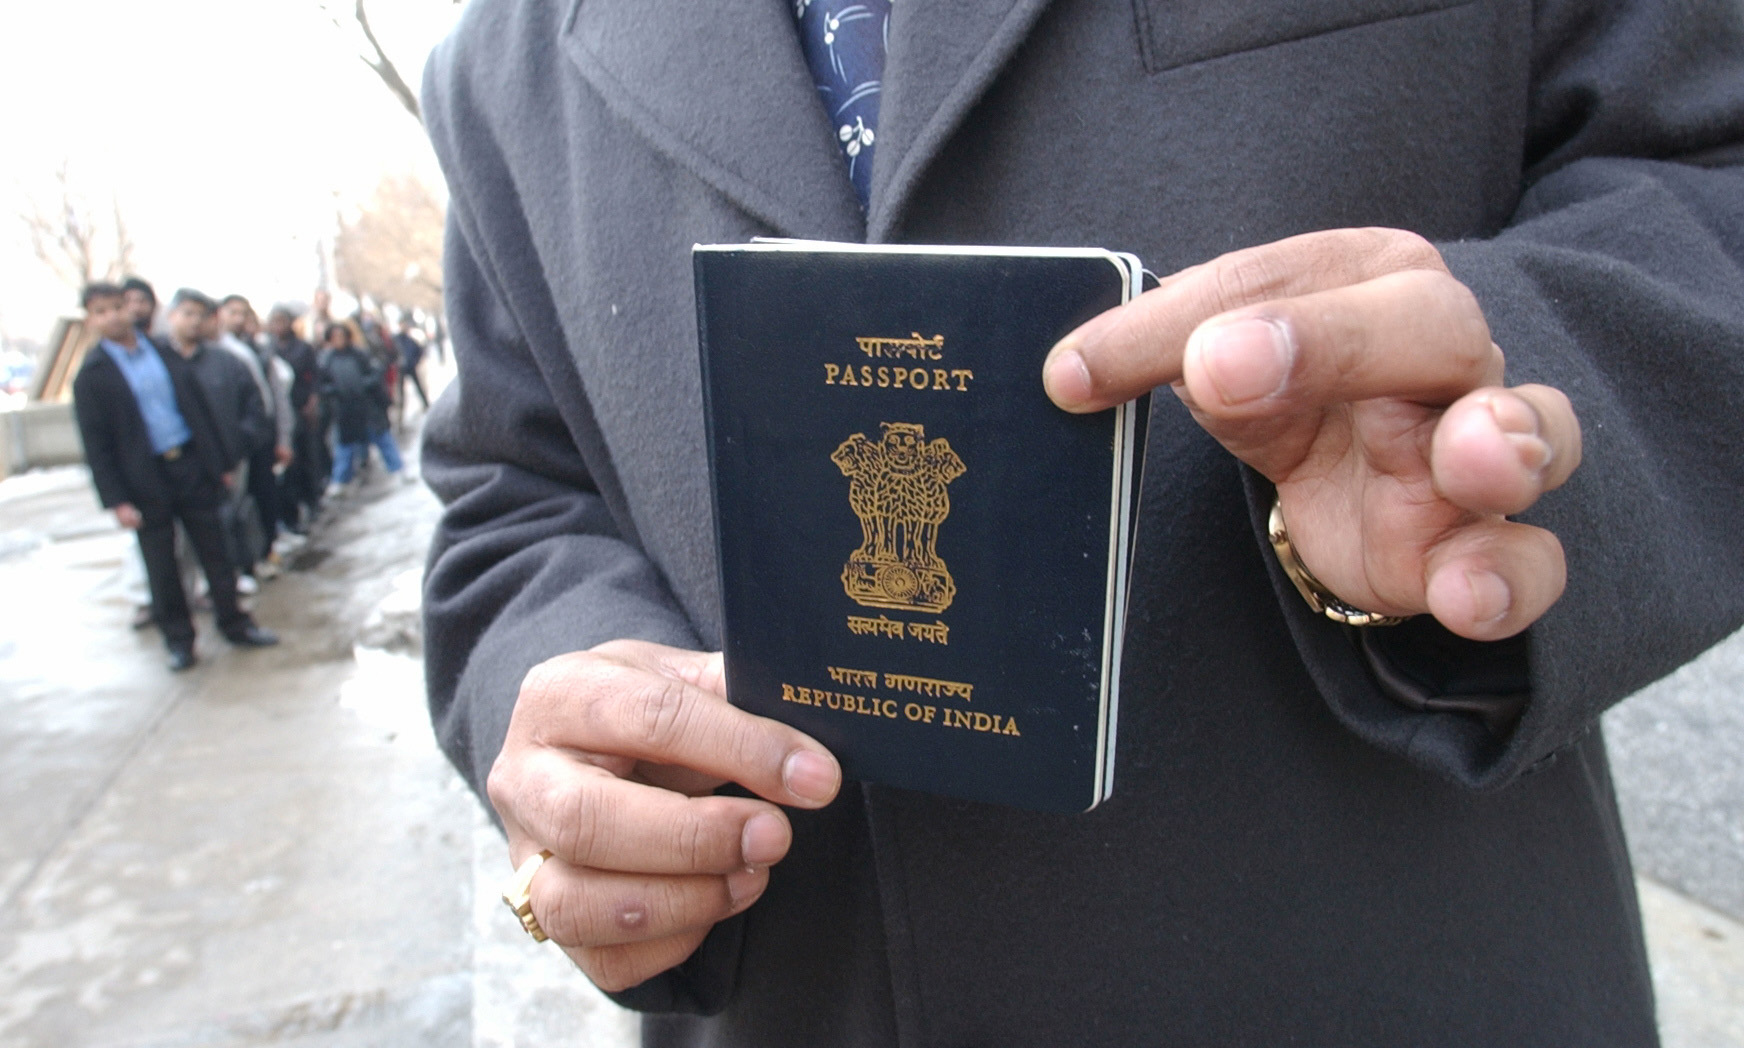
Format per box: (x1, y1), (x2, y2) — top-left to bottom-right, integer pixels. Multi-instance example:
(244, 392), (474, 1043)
(71, 276), (436, 671)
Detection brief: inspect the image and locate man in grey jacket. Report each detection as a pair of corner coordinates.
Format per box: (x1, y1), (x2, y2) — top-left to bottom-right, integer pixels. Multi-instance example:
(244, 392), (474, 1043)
(419, 0), (1744, 1044)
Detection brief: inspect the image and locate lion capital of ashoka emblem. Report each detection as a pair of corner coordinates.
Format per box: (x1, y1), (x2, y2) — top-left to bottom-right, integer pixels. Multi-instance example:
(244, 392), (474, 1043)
(831, 422), (966, 614)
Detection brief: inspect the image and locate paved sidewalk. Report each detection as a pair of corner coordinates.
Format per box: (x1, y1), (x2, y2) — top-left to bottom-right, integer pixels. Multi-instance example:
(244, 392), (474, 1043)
(0, 452), (1737, 1047)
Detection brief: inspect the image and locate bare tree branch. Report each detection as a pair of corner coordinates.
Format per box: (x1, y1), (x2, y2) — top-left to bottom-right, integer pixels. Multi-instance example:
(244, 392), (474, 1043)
(318, 0), (423, 123)
(18, 163), (130, 291)
(354, 0), (422, 121)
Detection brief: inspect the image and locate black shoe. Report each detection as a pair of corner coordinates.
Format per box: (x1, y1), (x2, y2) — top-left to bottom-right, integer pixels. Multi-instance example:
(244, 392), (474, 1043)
(225, 625), (279, 648)
(167, 645), (197, 672)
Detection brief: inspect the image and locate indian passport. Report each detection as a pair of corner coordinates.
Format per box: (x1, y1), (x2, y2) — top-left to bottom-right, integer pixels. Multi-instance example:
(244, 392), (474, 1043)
(694, 241), (1147, 812)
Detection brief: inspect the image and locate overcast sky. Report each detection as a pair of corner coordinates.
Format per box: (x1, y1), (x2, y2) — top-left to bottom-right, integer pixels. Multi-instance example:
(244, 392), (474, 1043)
(0, 0), (461, 343)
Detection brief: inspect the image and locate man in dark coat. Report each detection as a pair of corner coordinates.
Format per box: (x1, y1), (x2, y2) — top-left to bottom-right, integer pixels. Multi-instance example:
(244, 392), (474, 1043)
(266, 304), (323, 531)
(166, 289), (270, 582)
(417, 0), (1744, 1044)
(393, 317), (430, 412)
(120, 276), (165, 345)
(165, 291), (266, 479)
(72, 284), (278, 671)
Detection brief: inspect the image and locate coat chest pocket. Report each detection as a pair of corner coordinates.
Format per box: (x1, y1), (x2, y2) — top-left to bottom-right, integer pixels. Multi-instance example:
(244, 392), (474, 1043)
(1133, 0), (1479, 73)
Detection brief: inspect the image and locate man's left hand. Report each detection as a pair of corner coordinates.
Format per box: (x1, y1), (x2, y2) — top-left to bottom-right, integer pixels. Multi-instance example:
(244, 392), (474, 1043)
(1044, 228), (1581, 641)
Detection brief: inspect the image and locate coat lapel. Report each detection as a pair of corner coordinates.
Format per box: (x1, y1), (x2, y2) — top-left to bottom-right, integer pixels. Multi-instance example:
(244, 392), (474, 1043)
(865, 0), (1058, 242)
(560, 0), (865, 240)
(559, 0), (1058, 243)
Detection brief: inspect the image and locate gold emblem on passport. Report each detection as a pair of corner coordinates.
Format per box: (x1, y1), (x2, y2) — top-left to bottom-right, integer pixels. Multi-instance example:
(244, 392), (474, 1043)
(832, 422), (967, 613)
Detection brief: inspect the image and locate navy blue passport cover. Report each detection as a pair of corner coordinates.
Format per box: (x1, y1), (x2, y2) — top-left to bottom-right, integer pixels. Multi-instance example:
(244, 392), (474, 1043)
(695, 244), (1142, 813)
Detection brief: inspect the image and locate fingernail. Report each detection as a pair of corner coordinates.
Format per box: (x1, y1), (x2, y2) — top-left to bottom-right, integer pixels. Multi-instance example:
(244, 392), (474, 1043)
(740, 812), (788, 867)
(1043, 345), (1093, 408)
(782, 750), (839, 806)
(1189, 317), (1293, 405)
(1487, 393), (1552, 475)
(726, 867), (764, 907)
(1465, 569), (1513, 625)
(1486, 390), (1538, 435)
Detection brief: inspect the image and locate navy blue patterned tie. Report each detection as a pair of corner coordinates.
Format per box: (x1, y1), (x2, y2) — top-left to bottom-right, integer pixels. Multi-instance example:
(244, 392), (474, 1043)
(795, 0), (893, 210)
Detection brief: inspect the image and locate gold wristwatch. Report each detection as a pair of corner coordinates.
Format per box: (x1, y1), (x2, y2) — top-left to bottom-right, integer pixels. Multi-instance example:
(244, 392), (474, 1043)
(1267, 496), (1408, 628)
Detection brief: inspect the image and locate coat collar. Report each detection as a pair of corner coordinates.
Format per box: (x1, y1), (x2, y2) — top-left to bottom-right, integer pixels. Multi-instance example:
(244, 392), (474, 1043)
(559, 0), (1054, 242)
(80, 330), (167, 374)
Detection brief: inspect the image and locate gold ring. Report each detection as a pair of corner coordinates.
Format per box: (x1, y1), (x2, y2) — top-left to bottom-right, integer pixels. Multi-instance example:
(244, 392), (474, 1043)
(501, 849), (555, 943)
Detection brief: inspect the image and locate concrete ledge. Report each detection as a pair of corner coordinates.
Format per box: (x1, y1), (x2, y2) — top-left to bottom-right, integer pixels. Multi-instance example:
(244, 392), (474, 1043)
(2, 403), (84, 479)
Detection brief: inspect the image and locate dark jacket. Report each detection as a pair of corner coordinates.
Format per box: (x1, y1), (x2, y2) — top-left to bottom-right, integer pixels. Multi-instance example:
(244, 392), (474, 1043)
(395, 332), (425, 371)
(318, 345), (386, 445)
(179, 340), (269, 467)
(273, 336), (320, 414)
(72, 334), (232, 524)
(419, 0), (1744, 1044)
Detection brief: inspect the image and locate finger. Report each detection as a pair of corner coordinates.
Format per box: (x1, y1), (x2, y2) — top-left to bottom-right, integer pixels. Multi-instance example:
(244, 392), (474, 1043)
(1423, 518), (1567, 641)
(529, 858), (766, 950)
(1179, 269), (1502, 423)
(1431, 385), (1582, 516)
(568, 928), (713, 994)
(614, 641), (727, 699)
(1045, 228), (1448, 411)
(521, 653), (841, 809)
(494, 751), (793, 874)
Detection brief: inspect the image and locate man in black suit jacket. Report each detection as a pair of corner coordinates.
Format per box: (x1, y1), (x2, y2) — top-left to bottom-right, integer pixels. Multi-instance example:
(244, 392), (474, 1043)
(71, 284), (278, 671)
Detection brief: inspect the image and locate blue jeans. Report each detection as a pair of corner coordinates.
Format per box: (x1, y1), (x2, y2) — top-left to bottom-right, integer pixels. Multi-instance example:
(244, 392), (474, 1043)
(330, 427), (404, 484)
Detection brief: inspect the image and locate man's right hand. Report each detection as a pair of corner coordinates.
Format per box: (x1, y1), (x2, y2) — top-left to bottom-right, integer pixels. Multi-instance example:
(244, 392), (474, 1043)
(488, 640), (841, 993)
(114, 503), (142, 530)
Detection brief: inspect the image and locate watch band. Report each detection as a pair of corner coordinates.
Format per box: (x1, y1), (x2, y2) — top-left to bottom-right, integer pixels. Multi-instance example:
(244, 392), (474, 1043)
(1267, 496), (1409, 628)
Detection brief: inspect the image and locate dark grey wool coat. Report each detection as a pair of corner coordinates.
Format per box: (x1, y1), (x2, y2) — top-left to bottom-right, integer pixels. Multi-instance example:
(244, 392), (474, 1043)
(419, 0), (1744, 1043)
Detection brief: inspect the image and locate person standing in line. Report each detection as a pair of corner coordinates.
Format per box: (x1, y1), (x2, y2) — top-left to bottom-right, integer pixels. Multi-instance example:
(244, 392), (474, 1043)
(429, 314), (447, 366)
(393, 315), (431, 414)
(249, 299), (303, 570)
(115, 276), (167, 629)
(71, 284), (277, 671)
(319, 323), (406, 495)
(266, 304), (324, 531)
(120, 276), (166, 344)
(218, 295), (292, 570)
(358, 311), (399, 429)
(170, 290), (270, 590)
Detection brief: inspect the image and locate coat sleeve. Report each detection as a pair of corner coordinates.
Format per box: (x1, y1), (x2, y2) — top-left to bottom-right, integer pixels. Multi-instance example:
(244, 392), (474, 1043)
(72, 367), (128, 510)
(1264, 0), (1744, 791)
(419, 21), (747, 1016)
(420, 202), (746, 1016)
(420, 110), (703, 805)
(233, 357), (272, 459)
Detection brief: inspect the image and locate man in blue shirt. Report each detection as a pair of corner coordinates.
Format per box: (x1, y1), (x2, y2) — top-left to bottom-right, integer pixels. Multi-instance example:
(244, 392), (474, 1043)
(71, 283), (278, 671)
